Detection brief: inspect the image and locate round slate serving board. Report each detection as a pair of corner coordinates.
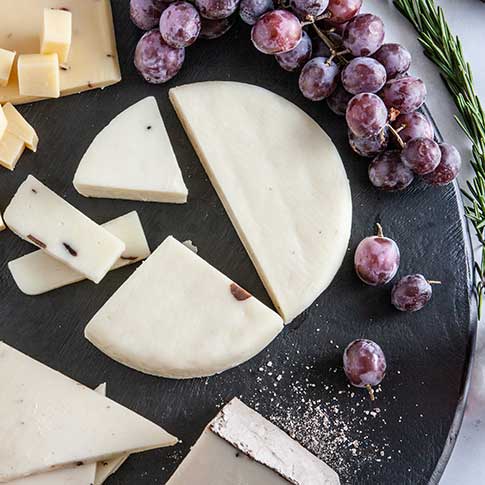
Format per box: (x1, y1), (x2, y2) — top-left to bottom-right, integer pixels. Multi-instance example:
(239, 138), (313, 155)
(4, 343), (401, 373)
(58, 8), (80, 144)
(0, 2), (477, 484)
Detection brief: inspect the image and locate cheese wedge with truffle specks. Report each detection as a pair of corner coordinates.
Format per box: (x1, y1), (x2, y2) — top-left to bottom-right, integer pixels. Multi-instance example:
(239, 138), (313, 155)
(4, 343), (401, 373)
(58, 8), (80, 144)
(3, 175), (126, 284)
(0, 342), (177, 483)
(3, 103), (38, 151)
(170, 82), (352, 323)
(8, 211), (150, 295)
(167, 398), (340, 485)
(85, 236), (283, 379)
(73, 97), (188, 203)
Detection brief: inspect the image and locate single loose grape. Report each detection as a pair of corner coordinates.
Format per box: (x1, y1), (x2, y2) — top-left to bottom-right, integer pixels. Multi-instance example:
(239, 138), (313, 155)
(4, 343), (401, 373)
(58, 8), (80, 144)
(342, 13), (385, 57)
(239, 0), (274, 25)
(325, 0), (362, 24)
(326, 84), (353, 116)
(391, 112), (434, 145)
(290, 0), (329, 19)
(422, 143), (462, 186)
(391, 274), (432, 312)
(341, 57), (387, 95)
(196, 0), (239, 19)
(299, 57), (339, 101)
(373, 43), (411, 80)
(199, 15), (236, 39)
(380, 76), (426, 114)
(160, 1), (201, 48)
(401, 137), (441, 175)
(130, 0), (168, 30)
(275, 31), (312, 72)
(346, 93), (388, 139)
(134, 29), (185, 83)
(349, 128), (389, 158)
(368, 150), (414, 191)
(251, 10), (302, 54)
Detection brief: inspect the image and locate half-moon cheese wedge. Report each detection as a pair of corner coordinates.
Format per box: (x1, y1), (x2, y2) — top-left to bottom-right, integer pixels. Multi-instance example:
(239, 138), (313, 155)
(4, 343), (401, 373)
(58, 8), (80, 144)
(169, 82), (352, 323)
(0, 342), (177, 483)
(85, 236), (284, 379)
(73, 97), (188, 203)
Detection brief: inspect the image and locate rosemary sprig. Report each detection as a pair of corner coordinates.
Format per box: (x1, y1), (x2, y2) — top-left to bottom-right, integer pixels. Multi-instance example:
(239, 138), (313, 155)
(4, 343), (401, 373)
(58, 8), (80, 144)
(394, 0), (485, 315)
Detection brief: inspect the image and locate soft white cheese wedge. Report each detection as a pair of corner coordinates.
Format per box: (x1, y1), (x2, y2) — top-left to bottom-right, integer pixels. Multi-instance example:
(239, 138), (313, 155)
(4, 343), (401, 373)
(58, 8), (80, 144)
(85, 236), (284, 379)
(0, 342), (177, 483)
(3, 175), (126, 284)
(170, 82), (352, 323)
(0, 212), (5, 232)
(167, 398), (340, 485)
(73, 97), (188, 203)
(8, 211), (150, 295)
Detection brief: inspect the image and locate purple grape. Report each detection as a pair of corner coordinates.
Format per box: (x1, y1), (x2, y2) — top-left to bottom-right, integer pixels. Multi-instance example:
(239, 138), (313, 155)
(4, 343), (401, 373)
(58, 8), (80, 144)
(349, 128), (389, 158)
(275, 31), (312, 72)
(391, 112), (434, 145)
(401, 137), (441, 175)
(341, 57), (387, 95)
(299, 57), (339, 101)
(199, 15), (236, 39)
(326, 84), (353, 116)
(346, 93), (388, 139)
(423, 143), (462, 186)
(354, 227), (400, 286)
(342, 13), (385, 57)
(343, 339), (387, 392)
(325, 0), (362, 24)
(130, 0), (168, 30)
(373, 43), (411, 80)
(368, 150), (414, 191)
(195, 0), (239, 19)
(290, 0), (329, 19)
(160, 1), (201, 48)
(251, 10), (302, 54)
(380, 76), (426, 114)
(391, 274), (432, 312)
(134, 29), (185, 83)
(239, 0), (274, 25)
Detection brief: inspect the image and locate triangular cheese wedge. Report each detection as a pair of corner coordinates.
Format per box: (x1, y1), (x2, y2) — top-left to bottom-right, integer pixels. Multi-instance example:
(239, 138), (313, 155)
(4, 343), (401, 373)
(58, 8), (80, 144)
(170, 82), (352, 323)
(0, 342), (177, 482)
(73, 97), (188, 203)
(85, 236), (284, 379)
(3, 103), (38, 152)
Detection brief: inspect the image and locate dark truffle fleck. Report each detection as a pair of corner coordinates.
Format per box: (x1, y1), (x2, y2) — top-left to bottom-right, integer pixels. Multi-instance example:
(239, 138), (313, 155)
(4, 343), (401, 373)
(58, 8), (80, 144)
(63, 242), (78, 257)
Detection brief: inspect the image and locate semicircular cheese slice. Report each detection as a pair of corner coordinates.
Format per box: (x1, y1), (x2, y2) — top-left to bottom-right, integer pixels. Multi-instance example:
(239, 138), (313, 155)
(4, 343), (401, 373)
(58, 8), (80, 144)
(169, 82), (352, 323)
(85, 236), (284, 379)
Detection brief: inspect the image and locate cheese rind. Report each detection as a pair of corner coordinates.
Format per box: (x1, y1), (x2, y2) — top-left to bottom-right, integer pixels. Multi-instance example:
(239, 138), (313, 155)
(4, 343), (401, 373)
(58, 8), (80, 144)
(4, 175), (126, 283)
(17, 53), (60, 98)
(3, 103), (39, 151)
(85, 236), (284, 379)
(0, 131), (25, 171)
(0, 48), (15, 87)
(41, 8), (72, 63)
(8, 211), (150, 295)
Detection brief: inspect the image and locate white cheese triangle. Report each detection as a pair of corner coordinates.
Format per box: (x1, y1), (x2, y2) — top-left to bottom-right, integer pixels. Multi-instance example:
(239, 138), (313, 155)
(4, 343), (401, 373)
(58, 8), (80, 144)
(73, 97), (188, 203)
(85, 236), (284, 379)
(169, 82), (352, 323)
(0, 342), (177, 482)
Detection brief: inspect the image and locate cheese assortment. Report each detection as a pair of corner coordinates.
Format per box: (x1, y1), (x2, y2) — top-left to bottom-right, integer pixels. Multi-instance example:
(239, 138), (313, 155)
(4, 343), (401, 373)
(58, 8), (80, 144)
(166, 398), (340, 485)
(8, 211), (150, 295)
(73, 97), (188, 203)
(3, 175), (126, 283)
(40, 8), (72, 64)
(85, 236), (284, 378)
(0, 49), (16, 87)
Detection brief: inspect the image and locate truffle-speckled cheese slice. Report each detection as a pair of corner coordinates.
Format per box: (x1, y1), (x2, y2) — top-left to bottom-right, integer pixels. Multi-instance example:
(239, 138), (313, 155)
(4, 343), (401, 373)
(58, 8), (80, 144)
(85, 236), (283, 379)
(73, 97), (188, 203)
(170, 82), (352, 323)
(3, 103), (39, 152)
(0, 0), (121, 105)
(4, 175), (126, 284)
(167, 398), (340, 485)
(8, 211), (150, 295)
(0, 342), (177, 482)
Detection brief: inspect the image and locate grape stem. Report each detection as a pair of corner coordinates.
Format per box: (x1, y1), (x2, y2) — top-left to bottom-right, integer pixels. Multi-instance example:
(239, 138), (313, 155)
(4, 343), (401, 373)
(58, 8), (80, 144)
(386, 123), (406, 149)
(311, 23), (349, 65)
(366, 384), (376, 401)
(376, 222), (384, 238)
(427, 280), (442, 285)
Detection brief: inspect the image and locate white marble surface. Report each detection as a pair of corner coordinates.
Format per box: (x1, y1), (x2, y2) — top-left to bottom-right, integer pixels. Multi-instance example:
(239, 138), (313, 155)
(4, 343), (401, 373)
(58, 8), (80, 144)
(365, 1), (485, 483)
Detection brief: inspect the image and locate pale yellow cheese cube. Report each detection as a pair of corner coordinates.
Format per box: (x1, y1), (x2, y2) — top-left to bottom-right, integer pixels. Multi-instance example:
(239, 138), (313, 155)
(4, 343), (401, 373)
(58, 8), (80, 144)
(0, 48), (16, 87)
(0, 131), (25, 170)
(0, 106), (7, 140)
(41, 8), (72, 64)
(17, 54), (60, 99)
(3, 103), (38, 152)
(0, 213), (5, 232)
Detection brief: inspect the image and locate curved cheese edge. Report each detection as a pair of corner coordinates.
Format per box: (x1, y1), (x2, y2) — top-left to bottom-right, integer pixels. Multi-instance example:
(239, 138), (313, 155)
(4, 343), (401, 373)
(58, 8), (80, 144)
(85, 236), (284, 379)
(169, 81), (352, 323)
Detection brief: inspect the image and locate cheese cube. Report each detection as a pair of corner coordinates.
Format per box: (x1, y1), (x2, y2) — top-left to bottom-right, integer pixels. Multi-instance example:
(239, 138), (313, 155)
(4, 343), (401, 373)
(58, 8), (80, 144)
(0, 131), (25, 171)
(0, 213), (5, 232)
(17, 54), (60, 99)
(3, 103), (38, 152)
(0, 105), (7, 139)
(0, 48), (15, 87)
(41, 8), (72, 64)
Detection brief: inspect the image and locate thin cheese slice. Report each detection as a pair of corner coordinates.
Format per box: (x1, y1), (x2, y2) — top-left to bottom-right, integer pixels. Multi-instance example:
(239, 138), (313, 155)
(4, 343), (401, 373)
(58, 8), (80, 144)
(170, 82), (352, 323)
(73, 97), (188, 203)
(85, 236), (284, 379)
(8, 211), (150, 295)
(0, 342), (177, 482)
(3, 103), (39, 151)
(0, 0), (121, 105)
(0, 131), (25, 171)
(0, 105), (7, 139)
